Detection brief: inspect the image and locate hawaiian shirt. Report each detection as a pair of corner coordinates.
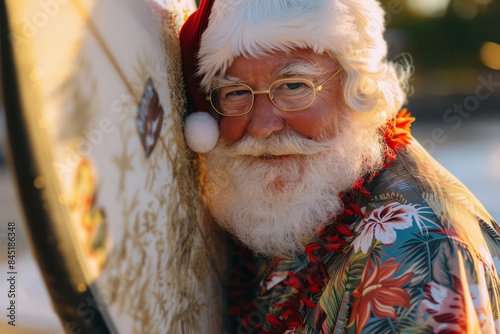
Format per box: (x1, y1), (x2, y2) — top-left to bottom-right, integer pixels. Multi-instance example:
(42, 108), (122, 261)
(226, 111), (500, 334)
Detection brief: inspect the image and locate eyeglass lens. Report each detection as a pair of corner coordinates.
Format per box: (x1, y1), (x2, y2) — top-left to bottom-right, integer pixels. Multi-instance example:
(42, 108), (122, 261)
(211, 78), (315, 115)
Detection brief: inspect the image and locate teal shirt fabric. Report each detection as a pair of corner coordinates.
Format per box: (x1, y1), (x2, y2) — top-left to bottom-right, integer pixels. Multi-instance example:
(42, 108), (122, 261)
(228, 136), (500, 334)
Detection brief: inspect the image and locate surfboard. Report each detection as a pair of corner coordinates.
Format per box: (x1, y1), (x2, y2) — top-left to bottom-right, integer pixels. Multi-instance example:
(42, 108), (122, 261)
(1, 0), (225, 332)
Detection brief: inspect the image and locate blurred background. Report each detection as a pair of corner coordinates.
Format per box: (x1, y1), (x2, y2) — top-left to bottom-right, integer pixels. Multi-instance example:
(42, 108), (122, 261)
(380, 0), (500, 219)
(1, 0), (499, 332)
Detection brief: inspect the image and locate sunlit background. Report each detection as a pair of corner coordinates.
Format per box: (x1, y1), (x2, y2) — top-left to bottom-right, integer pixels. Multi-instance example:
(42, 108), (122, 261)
(385, 0), (500, 94)
(0, 0), (499, 333)
(379, 0), (500, 219)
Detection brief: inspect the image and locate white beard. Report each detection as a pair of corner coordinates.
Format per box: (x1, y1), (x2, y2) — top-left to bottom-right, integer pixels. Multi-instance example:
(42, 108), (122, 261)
(203, 115), (385, 257)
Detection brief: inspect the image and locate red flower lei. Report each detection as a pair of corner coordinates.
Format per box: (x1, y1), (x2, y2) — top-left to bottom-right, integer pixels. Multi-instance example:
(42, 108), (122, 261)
(228, 110), (415, 333)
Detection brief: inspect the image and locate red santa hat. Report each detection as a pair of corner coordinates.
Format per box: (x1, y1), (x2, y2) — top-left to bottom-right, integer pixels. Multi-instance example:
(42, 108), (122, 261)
(180, 0), (387, 153)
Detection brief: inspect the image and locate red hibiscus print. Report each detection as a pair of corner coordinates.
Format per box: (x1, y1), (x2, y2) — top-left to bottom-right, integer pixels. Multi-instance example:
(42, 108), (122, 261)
(349, 258), (413, 334)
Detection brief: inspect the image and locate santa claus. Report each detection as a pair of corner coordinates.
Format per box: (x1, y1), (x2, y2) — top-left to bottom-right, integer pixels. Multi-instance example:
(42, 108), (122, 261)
(180, 1), (500, 333)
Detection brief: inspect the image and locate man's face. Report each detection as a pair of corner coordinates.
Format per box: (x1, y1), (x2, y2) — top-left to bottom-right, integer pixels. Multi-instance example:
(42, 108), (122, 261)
(203, 49), (384, 256)
(215, 49), (345, 143)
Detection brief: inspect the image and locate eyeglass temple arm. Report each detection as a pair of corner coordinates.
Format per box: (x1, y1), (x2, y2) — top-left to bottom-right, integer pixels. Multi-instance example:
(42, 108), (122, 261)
(316, 68), (343, 91)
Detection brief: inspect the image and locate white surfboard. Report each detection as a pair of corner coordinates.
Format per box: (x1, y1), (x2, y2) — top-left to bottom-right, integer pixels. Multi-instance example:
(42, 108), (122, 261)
(2, 0), (225, 332)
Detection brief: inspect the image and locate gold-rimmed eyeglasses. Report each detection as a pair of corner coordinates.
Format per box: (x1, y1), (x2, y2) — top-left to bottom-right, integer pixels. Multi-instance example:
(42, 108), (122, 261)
(206, 68), (343, 117)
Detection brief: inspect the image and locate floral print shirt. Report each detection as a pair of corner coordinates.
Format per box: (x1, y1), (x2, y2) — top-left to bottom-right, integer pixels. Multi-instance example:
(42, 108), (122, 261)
(227, 111), (500, 334)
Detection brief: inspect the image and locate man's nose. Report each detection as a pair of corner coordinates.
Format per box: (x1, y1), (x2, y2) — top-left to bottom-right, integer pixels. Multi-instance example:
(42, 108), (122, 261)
(246, 93), (285, 138)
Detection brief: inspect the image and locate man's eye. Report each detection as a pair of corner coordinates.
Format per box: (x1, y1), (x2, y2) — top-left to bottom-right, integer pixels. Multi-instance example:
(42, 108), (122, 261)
(285, 82), (303, 90)
(227, 90), (251, 96)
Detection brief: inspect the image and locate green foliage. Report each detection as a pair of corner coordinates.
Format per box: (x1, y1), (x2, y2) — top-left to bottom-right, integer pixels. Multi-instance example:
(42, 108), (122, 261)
(323, 250), (370, 332)
(397, 232), (444, 282)
(381, 0), (500, 71)
(319, 250), (353, 331)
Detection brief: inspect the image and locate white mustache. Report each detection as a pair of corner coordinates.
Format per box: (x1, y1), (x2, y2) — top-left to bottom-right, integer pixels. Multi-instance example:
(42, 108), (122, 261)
(219, 132), (331, 158)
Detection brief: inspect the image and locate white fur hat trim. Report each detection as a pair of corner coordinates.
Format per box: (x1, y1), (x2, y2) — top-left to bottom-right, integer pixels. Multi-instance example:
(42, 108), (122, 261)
(184, 112), (220, 153)
(197, 0), (387, 93)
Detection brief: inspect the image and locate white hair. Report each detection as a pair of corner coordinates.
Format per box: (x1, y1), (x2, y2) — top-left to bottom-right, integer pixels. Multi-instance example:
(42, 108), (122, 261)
(198, 0), (411, 128)
(203, 113), (386, 256)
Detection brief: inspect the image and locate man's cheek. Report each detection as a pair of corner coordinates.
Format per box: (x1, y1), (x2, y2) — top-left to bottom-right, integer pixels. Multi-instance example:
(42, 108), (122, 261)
(219, 117), (249, 142)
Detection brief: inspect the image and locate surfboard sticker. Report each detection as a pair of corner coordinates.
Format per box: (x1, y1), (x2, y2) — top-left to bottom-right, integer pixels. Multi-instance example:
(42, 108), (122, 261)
(137, 78), (164, 158)
(3, 0), (226, 332)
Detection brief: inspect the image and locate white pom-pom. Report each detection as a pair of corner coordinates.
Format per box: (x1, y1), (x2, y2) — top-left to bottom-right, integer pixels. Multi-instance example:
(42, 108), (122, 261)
(184, 112), (220, 153)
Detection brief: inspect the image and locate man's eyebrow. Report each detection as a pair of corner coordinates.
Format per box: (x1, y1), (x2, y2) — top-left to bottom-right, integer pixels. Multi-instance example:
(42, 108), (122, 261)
(273, 62), (327, 78)
(211, 75), (245, 87)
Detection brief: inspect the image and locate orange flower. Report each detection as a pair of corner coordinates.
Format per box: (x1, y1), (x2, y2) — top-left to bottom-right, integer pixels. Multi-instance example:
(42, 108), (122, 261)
(349, 259), (414, 334)
(385, 108), (415, 150)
